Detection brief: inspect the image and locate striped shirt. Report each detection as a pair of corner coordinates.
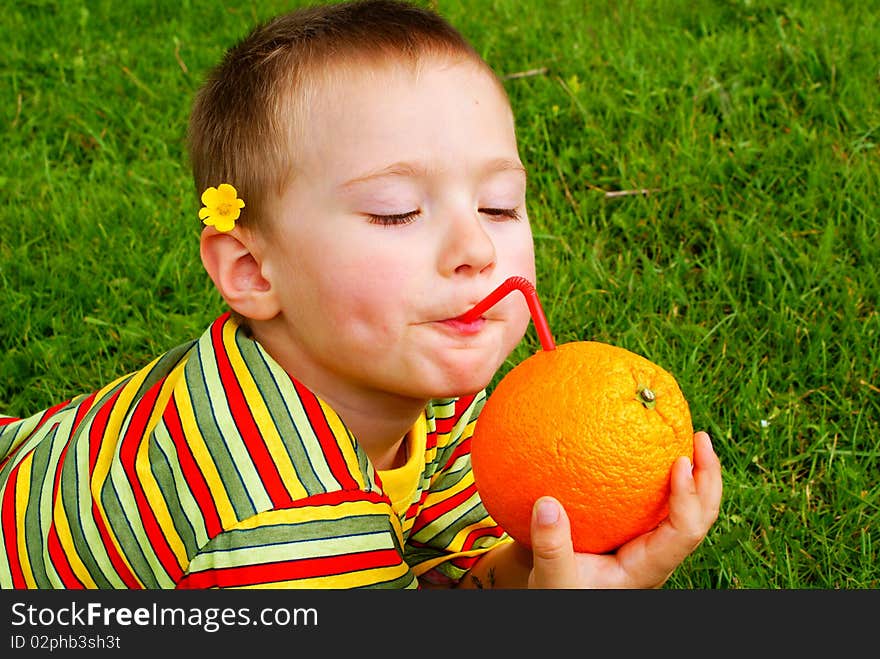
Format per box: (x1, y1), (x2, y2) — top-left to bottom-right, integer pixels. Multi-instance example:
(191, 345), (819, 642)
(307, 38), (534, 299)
(0, 312), (507, 589)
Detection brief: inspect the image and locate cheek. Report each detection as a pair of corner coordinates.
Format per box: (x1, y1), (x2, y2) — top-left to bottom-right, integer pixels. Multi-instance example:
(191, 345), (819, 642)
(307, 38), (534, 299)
(318, 256), (412, 333)
(495, 224), (536, 279)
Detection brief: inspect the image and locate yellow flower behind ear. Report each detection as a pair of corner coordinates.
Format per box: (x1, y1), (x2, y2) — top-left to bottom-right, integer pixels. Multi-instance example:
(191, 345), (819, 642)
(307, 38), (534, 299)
(199, 183), (245, 232)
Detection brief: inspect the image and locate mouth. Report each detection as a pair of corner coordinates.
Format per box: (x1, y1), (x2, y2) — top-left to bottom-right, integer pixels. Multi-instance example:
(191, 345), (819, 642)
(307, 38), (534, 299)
(437, 315), (487, 336)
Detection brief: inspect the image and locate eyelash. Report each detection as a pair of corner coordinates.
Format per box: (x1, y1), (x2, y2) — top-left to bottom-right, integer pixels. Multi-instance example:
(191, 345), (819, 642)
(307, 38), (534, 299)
(367, 210), (421, 226)
(367, 208), (521, 226)
(481, 207), (521, 221)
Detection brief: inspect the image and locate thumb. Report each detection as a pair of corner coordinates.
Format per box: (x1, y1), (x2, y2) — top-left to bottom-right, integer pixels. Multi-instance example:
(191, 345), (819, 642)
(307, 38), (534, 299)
(528, 496), (577, 589)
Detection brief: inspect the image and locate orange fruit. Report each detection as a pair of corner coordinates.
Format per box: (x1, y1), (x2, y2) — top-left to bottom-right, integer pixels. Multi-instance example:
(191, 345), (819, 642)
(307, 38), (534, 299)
(471, 341), (694, 554)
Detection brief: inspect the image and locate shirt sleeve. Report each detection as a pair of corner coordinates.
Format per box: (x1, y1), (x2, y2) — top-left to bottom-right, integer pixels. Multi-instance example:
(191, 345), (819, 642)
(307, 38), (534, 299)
(402, 392), (510, 585)
(177, 490), (419, 589)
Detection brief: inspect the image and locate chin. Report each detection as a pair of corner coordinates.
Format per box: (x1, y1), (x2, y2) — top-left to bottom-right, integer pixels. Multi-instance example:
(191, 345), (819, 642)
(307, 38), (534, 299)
(417, 342), (512, 398)
(430, 367), (497, 399)
(432, 382), (487, 399)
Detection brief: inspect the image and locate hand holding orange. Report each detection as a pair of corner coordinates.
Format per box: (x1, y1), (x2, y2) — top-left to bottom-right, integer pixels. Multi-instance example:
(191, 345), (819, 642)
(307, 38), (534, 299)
(462, 278), (694, 555)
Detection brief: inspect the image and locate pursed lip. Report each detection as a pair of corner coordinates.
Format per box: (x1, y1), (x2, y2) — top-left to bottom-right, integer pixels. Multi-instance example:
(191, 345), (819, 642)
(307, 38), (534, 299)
(433, 315), (487, 336)
(421, 293), (498, 335)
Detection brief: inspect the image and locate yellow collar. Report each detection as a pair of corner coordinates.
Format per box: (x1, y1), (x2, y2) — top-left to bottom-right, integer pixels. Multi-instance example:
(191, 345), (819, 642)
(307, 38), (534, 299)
(376, 413), (427, 516)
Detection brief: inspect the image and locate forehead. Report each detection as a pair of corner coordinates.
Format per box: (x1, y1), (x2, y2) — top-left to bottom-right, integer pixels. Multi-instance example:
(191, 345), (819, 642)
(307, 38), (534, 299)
(336, 52), (505, 94)
(289, 56), (515, 163)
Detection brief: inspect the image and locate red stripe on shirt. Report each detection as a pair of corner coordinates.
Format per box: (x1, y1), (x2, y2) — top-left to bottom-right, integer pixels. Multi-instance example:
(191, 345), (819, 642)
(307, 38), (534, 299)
(459, 524), (505, 552)
(1, 463), (26, 588)
(117, 378), (185, 582)
(284, 488), (386, 510)
(435, 393), (477, 436)
(88, 387), (123, 473)
(88, 502), (144, 588)
(69, 392), (97, 435)
(0, 400), (73, 472)
(37, 401), (74, 431)
(211, 319), (289, 506)
(409, 482), (478, 536)
(46, 525), (85, 588)
(291, 378), (361, 491)
(441, 435), (473, 472)
(46, 424), (86, 588)
(161, 396), (223, 538)
(83, 386), (143, 588)
(176, 547), (403, 589)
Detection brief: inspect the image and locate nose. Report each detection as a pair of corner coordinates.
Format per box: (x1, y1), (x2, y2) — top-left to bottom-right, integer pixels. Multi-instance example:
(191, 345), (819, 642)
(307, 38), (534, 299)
(438, 210), (497, 277)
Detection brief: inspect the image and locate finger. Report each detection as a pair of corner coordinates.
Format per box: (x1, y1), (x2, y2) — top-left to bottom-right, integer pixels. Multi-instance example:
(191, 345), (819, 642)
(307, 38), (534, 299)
(614, 457), (703, 586)
(654, 455), (705, 558)
(667, 454), (703, 543)
(692, 431), (723, 524)
(528, 496), (577, 589)
(615, 436), (722, 587)
(662, 432), (722, 549)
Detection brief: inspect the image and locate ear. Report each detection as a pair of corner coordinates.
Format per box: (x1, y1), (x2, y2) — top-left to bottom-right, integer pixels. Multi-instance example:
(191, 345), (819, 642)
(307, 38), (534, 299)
(200, 227), (280, 321)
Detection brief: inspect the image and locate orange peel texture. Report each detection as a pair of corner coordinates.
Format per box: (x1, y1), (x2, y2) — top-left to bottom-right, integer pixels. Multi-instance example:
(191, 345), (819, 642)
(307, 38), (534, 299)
(471, 341), (694, 554)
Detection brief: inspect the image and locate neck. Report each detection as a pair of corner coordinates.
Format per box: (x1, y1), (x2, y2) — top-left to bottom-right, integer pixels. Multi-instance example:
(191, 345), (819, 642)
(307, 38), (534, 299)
(319, 389), (424, 470)
(250, 321), (427, 470)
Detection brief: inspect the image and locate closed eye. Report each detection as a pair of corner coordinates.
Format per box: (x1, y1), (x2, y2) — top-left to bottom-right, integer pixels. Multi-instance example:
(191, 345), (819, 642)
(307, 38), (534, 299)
(367, 208), (521, 225)
(480, 208), (521, 221)
(367, 210), (420, 226)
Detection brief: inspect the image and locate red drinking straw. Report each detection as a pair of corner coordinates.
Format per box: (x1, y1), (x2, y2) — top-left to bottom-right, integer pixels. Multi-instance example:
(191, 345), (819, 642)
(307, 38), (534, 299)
(458, 276), (556, 351)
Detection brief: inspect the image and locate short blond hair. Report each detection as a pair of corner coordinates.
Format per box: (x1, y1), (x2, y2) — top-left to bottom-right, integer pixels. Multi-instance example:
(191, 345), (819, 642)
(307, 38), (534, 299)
(187, 0), (500, 231)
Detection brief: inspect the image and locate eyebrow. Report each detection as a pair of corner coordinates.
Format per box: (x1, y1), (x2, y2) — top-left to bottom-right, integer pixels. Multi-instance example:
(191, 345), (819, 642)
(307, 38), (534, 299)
(339, 157), (527, 190)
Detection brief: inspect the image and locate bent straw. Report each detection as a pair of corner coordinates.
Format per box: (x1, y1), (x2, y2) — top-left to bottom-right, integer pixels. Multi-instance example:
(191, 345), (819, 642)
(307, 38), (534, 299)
(458, 276), (556, 351)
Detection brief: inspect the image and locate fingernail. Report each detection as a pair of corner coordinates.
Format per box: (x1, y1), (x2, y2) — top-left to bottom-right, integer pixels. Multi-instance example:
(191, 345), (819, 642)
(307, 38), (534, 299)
(536, 498), (559, 526)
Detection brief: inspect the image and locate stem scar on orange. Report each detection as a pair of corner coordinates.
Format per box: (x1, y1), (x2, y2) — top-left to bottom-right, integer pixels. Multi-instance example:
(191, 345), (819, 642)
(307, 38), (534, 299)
(471, 340), (694, 554)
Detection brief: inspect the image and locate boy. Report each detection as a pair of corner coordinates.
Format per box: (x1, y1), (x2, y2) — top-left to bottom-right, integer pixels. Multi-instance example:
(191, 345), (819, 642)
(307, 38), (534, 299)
(0, 0), (721, 589)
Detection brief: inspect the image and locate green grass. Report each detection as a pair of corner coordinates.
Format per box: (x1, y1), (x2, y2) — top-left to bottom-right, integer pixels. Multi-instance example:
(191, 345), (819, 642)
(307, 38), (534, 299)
(1, 0), (877, 589)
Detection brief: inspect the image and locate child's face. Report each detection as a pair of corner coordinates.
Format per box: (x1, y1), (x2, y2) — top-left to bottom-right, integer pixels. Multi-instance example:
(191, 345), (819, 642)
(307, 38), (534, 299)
(257, 57), (536, 401)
